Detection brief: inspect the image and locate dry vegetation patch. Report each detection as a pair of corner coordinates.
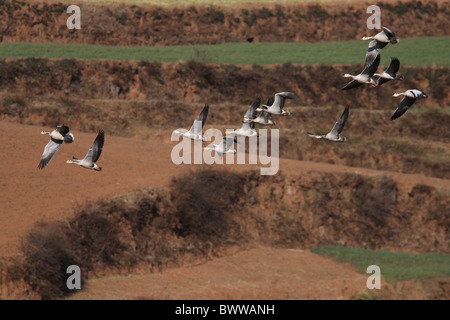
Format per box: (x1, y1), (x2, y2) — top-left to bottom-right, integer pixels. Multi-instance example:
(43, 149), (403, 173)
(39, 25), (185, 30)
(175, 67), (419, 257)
(2, 168), (448, 299)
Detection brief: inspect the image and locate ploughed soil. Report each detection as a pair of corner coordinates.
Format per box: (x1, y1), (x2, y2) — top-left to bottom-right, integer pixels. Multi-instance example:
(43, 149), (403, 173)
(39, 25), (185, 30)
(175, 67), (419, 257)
(0, 121), (448, 300)
(1, 0), (449, 45)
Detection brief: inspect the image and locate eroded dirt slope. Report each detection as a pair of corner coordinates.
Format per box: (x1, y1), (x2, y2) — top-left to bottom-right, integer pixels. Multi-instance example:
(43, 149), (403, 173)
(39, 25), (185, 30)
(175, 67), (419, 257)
(1, 0), (449, 45)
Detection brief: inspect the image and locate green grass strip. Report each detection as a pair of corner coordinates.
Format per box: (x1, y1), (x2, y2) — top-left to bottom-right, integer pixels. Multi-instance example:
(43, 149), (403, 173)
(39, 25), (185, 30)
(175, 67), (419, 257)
(0, 37), (448, 66)
(311, 246), (450, 283)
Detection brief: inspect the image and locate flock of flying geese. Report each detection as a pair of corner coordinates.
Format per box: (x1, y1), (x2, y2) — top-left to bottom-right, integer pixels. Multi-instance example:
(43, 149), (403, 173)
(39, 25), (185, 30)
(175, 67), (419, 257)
(341, 26), (428, 122)
(38, 126), (104, 171)
(37, 27), (429, 169)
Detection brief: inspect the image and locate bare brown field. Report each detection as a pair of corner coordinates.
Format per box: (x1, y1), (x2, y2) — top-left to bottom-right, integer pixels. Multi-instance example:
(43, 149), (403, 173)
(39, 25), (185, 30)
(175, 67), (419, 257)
(69, 246), (449, 300)
(67, 247), (382, 300)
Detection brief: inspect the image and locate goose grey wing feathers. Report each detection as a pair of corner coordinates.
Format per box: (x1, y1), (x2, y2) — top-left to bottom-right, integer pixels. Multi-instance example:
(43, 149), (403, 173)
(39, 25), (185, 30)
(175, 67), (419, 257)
(222, 136), (235, 150)
(189, 105), (209, 134)
(38, 139), (63, 169)
(385, 57), (400, 75)
(263, 111), (272, 122)
(365, 40), (388, 68)
(273, 92), (295, 108)
(330, 106), (349, 135)
(391, 96), (416, 121)
(341, 80), (363, 90)
(375, 76), (390, 86)
(241, 120), (255, 130)
(266, 97), (274, 106)
(84, 130), (105, 163)
(244, 98), (260, 120)
(362, 54), (380, 77)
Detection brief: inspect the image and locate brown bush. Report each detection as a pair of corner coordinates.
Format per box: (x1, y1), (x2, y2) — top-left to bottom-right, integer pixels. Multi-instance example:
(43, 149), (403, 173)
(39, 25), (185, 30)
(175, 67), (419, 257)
(13, 221), (84, 300)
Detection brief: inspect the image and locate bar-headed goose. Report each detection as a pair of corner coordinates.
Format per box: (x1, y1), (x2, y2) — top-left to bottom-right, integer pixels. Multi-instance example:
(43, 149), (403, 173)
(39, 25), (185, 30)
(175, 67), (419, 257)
(372, 57), (404, 87)
(174, 105), (209, 141)
(362, 26), (399, 68)
(307, 106), (349, 142)
(256, 92), (295, 116)
(251, 98), (276, 126)
(341, 54), (380, 90)
(38, 125), (74, 169)
(391, 89), (428, 120)
(67, 130), (104, 171)
(204, 136), (237, 155)
(235, 98), (260, 137)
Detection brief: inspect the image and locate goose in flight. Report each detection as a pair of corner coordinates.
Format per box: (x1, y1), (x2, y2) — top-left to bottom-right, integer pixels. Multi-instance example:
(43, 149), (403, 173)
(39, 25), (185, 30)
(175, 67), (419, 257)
(38, 125), (74, 169)
(204, 136), (237, 155)
(235, 98), (260, 137)
(362, 27), (399, 68)
(251, 98), (276, 126)
(391, 89), (428, 121)
(307, 106), (349, 142)
(67, 130), (105, 171)
(256, 92), (295, 116)
(372, 57), (404, 87)
(341, 54), (380, 90)
(174, 105), (209, 141)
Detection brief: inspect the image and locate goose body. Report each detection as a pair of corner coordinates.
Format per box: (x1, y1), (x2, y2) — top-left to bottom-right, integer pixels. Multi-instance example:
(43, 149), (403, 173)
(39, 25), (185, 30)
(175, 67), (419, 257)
(204, 136), (236, 154)
(251, 97), (276, 126)
(341, 55), (380, 90)
(252, 110), (276, 126)
(256, 92), (295, 116)
(67, 130), (104, 171)
(235, 98), (260, 137)
(307, 106), (349, 142)
(362, 27), (399, 68)
(175, 105), (209, 141)
(373, 57), (404, 87)
(391, 89), (428, 120)
(38, 125), (73, 169)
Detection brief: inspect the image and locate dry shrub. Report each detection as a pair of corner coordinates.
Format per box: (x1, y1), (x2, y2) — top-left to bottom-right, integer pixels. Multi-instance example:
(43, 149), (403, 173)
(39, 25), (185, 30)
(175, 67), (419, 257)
(169, 168), (248, 250)
(13, 221), (84, 300)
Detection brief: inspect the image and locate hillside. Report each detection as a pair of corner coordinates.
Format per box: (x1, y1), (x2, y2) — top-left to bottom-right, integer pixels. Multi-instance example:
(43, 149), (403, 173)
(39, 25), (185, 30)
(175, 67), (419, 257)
(1, 0), (449, 45)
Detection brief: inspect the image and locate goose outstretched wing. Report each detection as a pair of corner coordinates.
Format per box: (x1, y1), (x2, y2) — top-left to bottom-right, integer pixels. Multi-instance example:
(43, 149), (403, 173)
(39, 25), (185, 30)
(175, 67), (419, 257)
(84, 130), (105, 163)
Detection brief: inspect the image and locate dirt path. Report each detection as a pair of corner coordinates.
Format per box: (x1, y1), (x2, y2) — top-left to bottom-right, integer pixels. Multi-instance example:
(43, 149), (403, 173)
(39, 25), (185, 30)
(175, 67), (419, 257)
(1, 121), (448, 258)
